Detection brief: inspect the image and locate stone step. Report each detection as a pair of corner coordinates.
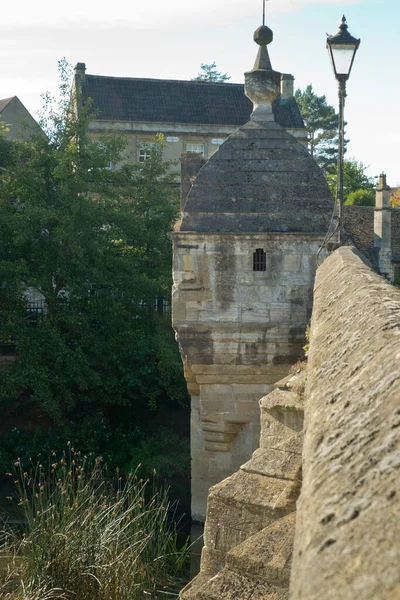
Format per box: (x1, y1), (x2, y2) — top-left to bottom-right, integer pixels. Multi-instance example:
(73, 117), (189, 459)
(240, 447), (301, 481)
(226, 512), (296, 588)
(259, 369), (306, 452)
(196, 569), (289, 600)
(201, 469), (299, 574)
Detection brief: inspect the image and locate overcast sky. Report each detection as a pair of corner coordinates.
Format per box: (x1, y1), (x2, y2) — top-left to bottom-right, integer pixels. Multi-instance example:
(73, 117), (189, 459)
(1, 0), (399, 183)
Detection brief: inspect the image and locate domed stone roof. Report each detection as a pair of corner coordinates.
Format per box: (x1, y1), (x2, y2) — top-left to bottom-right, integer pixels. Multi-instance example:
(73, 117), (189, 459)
(180, 118), (334, 233)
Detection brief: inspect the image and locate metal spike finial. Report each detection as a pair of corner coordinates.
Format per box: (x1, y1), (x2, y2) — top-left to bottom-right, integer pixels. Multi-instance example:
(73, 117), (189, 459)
(340, 15), (348, 31)
(262, 0), (269, 27)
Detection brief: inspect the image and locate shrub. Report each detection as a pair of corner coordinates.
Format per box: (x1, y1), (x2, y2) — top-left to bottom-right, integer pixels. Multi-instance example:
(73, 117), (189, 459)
(0, 449), (189, 599)
(344, 189), (375, 206)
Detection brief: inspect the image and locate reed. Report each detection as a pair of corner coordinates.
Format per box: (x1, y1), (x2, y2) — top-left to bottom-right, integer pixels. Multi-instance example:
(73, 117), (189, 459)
(0, 448), (189, 599)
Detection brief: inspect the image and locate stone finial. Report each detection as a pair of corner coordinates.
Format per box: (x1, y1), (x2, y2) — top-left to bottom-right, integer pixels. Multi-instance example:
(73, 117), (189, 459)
(244, 24), (281, 122)
(253, 25), (273, 70)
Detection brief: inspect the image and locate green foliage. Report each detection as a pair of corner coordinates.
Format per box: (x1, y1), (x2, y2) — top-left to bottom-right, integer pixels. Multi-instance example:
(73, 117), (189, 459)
(344, 188), (375, 206)
(294, 84), (343, 172)
(391, 188), (400, 208)
(192, 62), (231, 83)
(122, 427), (190, 478)
(0, 452), (189, 599)
(326, 158), (375, 201)
(0, 61), (189, 423)
(0, 418), (190, 484)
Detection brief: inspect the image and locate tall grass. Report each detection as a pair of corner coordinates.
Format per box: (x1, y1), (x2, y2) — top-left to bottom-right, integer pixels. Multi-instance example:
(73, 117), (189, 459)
(0, 449), (189, 599)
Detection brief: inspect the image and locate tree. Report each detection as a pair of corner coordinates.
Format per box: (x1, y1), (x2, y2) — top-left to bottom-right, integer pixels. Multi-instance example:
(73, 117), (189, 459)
(326, 158), (375, 202)
(0, 64), (188, 425)
(294, 84), (345, 173)
(390, 188), (400, 208)
(0, 121), (12, 170)
(192, 62), (231, 83)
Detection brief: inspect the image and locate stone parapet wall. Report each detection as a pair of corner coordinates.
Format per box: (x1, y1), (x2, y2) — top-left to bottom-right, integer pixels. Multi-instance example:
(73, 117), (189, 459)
(290, 247), (400, 599)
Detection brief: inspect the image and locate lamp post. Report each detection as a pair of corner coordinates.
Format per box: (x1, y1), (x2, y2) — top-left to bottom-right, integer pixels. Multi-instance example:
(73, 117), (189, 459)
(327, 16), (360, 244)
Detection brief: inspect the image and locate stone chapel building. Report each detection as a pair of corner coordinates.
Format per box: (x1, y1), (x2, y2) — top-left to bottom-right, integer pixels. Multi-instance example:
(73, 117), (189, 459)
(172, 24), (333, 521)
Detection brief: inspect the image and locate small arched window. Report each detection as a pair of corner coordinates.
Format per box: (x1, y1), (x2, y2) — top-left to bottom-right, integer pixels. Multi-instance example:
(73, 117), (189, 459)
(253, 248), (267, 272)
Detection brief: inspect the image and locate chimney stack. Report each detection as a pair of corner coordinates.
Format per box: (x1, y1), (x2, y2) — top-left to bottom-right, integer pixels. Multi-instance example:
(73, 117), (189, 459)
(374, 173), (391, 249)
(180, 153), (206, 211)
(280, 74), (294, 99)
(74, 62), (86, 79)
(374, 172), (393, 280)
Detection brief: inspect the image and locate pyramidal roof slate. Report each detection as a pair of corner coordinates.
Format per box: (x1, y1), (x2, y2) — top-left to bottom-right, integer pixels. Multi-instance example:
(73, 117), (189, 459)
(81, 74), (304, 129)
(180, 119), (333, 234)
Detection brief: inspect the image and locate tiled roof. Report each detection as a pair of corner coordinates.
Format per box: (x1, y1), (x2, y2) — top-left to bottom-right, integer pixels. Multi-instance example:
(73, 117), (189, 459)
(343, 206), (400, 263)
(81, 75), (304, 129)
(0, 97), (15, 113)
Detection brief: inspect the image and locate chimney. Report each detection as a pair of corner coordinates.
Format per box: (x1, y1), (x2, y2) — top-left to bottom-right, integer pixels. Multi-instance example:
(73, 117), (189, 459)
(374, 173), (391, 249)
(374, 173), (393, 280)
(280, 74), (294, 99)
(74, 62), (86, 81)
(180, 153), (206, 211)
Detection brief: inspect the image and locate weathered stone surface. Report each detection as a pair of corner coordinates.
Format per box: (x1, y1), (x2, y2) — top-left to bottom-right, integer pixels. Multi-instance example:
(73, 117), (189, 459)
(180, 120), (332, 234)
(173, 231), (323, 518)
(227, 512), (295, 586)
(180, 362), (305, 600)
(240, 448), (301, 480)
(290, 247), (400, 600)
(197, 569), (289, 600)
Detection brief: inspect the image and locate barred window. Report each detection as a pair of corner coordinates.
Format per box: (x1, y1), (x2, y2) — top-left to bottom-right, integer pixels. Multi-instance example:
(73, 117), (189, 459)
(253, 248), (266, 272)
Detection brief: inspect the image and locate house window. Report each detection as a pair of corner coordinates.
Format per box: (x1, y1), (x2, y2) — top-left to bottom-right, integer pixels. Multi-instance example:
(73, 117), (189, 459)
(26, 302), (45, 326)
(155, 296), (171, 316)
(97, 142), (113, 170)
(139, 143), (156, 163)
(253, 249), (267, 272)
(186, 143), (205, 156)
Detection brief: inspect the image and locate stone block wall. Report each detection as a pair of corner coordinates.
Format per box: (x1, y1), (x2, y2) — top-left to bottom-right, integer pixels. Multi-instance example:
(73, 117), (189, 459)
(181, 368), (306, 600)
(290, 247), (400, 599)
(173, 231), (325, 520)
(180, 246), (400, 600)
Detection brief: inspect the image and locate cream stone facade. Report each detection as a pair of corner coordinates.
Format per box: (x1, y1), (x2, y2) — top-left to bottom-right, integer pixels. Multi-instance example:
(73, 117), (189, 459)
(0, 96), (43, 141)
(173, 232), (326, 520)
(180, 246), (400, 600)
(73, 63), (307, 175)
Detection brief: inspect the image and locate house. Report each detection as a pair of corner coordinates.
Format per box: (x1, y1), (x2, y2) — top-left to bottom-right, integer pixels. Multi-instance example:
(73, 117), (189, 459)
(0, 96), (43, 141)
(73, 63), (307, 174)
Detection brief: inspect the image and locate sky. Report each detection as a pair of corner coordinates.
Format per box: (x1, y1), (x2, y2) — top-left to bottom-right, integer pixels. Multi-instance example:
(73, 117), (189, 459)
(1, 0), (399, 184)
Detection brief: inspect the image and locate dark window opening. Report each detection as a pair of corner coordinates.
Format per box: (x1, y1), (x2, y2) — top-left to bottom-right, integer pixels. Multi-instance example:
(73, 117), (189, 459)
(155, 296), (171, 316)
(26, 302), (45, 326)
(253, 248), (267, 272)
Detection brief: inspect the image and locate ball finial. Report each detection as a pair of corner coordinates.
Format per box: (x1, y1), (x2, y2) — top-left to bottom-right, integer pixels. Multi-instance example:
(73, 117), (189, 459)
(254, 25), (273, 46)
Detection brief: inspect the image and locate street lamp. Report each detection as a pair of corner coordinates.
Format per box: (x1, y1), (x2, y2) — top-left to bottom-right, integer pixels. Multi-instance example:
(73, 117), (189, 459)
(327, 16), (360, 244)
